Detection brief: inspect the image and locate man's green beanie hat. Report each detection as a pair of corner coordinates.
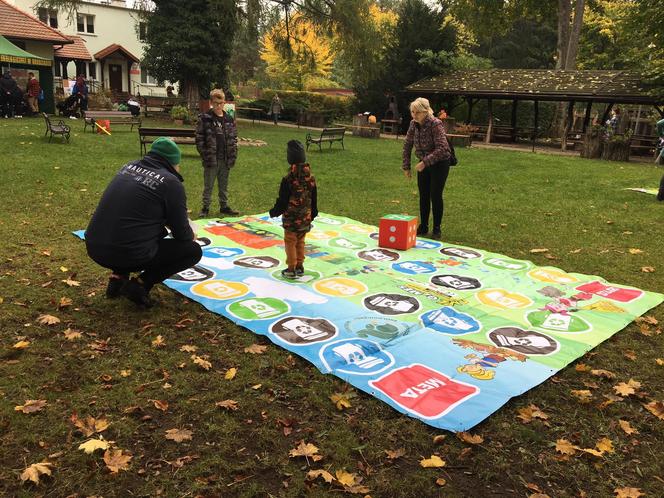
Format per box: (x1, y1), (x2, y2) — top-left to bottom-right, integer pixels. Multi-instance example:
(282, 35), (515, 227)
(150, 137), (181, 166)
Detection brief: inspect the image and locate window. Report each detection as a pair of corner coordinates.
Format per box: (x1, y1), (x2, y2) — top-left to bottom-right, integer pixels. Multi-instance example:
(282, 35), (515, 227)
(139, 22), (147, 41)
(88, 62), (96, 80)
(140, 66), (158, 85)
(77, 14), (95, 34)
(38, 8), (58, 28)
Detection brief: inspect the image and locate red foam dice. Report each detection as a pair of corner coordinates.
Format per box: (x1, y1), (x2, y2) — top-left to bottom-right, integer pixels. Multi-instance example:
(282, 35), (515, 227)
(378, 214), (418, 250)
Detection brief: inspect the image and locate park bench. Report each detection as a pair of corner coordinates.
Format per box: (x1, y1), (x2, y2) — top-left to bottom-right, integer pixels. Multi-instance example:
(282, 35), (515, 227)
(305, 127), (346, 152)
(236, 106), (264, 124)
(42, 112), (71, 143)
(83, 110), (141, 133)
(138, 127), (196, 155)
(142, 96), (182, 117)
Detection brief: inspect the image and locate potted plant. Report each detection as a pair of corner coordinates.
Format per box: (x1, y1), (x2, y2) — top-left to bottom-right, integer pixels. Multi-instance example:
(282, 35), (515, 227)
(170, 105), (189, 125)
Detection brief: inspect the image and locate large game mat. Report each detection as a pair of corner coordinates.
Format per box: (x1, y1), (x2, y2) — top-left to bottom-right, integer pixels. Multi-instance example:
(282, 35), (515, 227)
(76, 213), (663, 431)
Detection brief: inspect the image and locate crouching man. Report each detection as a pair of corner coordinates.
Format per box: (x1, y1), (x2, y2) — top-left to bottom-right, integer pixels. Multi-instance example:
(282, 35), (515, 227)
(85, 137), (202, 307)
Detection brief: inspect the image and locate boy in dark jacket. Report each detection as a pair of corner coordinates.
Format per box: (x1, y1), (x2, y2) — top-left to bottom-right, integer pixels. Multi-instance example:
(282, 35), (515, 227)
(195, 88), (239, 218)
(269, 140), (318, 279)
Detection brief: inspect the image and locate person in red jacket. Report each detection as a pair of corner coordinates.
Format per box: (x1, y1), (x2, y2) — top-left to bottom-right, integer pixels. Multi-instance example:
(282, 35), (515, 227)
(26, 72), (40, 115)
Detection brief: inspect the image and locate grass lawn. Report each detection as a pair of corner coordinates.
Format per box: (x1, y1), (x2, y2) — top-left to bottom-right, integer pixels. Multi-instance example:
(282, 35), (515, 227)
(1, 116), (663, 497)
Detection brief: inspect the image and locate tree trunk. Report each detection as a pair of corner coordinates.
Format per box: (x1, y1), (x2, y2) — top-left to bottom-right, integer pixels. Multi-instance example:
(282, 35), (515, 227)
(601, 138), (630, 162)
(581, 130), (602, 158)
(556, 0), (572, 69)
(564, 0), (585, 70)
(180, 79), (200, 113)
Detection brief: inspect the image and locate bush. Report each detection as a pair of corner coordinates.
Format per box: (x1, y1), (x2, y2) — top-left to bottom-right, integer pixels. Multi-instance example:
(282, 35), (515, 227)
(88, 90), (113, 110)
(242, 90), (355, 125)
(170, 105), (189, 122)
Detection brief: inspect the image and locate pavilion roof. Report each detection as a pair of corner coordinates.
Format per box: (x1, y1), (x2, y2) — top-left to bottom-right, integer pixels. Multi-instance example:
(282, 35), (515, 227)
(406, 69), (661, 105)
(54, 35), (92, 61)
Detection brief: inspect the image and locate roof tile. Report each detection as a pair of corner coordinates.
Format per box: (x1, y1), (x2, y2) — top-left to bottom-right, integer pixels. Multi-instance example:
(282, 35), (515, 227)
(0, 0), (72, 44)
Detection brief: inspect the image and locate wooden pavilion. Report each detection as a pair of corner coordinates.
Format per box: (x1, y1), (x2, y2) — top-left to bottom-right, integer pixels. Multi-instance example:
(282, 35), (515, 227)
(405, 69), (663, 153)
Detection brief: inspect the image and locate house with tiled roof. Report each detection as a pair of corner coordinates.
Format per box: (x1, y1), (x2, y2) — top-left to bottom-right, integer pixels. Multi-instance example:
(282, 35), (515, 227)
(0, 0), (74, 112)
(9, 0), (171, 97)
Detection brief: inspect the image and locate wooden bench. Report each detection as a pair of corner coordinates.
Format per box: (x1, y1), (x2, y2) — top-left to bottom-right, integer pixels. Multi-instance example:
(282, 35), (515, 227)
(83, 110), (141, 133)
(142, 97), (182, 117)
(381, 119), (401, 138)
(305, 127), (346, 152)
(42, 113), (71, 143)
(236, 106), (264, 124)
(138, 127), (195, 155)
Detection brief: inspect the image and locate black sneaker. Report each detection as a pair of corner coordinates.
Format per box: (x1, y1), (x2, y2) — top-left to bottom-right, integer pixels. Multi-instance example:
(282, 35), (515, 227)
(281, 268), (297, 279)
(198, 208), (209, 218)
(431, 227), (442, 240)
(220, 206), (240, 216)
(295, 266), (304, 277)
(124, 278), (154, 308)
(416, 225), (428, 236)
(106, 275), (128, 298)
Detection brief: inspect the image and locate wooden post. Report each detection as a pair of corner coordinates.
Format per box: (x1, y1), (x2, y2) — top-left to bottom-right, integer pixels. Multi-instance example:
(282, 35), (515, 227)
(466, 97), (475, 123)
(532, 100), (539, 152)
(582, 101), (592, 133)
(562, 100), (575, 151)
(510, 99), (518, 142)
(485, 99), (493, 144)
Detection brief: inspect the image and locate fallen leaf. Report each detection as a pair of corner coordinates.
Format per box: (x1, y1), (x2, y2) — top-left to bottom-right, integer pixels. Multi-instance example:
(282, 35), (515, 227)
(578, 447), (604, 457)
(215, 399), (239, 411)
(614, 379), (641, 397)
(517, 404), (549, 423)
(457, 432), (484, 445)
(575, 363), (591, 372)
(179, 345), (197, 353)
(58, 297), (73, 308)
(165, 428), (193, 443)
(191, 355), (212, 371)
(628, 248), (643, 255)
(103, 449), (132, 473)
(244, 343), (268, 354)
(656, 359), (664, 366)
(571, 389), (593, 403)
(306, 469), (334, 483)
(20, 461), (54, 484)
(63, 328), (82, 340)
(640, 266), (655, 273)
(420, 455), (446, 468)
(385, 448), (406, 460)
(224, 367), (237, 380)
(152, 335), (165, 347)
(435, 477), (447, 486)
(643, 400), (664, 420)
(13, 340), (30, 349)
(78, 438), (110, 454)
(555, 439), (577, 455)
(618, 420), (639, 435)
(37, 314), (60, 325)
(614, 487), (644, 498)
(623, 350), (637, 361)
(153, 400), (169, 412)
(70, 413), (110, 436)
(62, 278), (80, 287)
(529, 248), (549, 254)
(120, 369), (132, 377)
(595, 437), (614, 454)
(289, 441), (323, 462)
(432, 435), (446, 444)
(330, 392), (352, 411)
(15, 399), (47, 414)
(590, 369), (616, 379)
(336, 469), (359, 487)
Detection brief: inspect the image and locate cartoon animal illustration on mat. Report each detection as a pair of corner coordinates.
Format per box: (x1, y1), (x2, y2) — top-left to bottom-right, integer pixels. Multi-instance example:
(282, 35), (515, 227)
(537, 286), (592, 315)
(453, 339), (527, 381)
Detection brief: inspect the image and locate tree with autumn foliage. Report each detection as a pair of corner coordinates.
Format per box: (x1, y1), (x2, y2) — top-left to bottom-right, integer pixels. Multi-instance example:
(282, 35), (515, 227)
(260, 13), (335, 90)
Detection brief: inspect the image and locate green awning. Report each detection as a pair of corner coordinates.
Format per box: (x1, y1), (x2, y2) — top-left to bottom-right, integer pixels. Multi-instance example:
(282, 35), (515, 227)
(0, 34), (52, 67)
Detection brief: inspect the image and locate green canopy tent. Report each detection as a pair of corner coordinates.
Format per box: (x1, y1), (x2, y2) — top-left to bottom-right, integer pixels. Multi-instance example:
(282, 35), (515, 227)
(0, 35), (54, 113)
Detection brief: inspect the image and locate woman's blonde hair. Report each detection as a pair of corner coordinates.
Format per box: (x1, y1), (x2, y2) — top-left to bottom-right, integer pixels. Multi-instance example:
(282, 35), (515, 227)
(409, 97), (434, 117)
